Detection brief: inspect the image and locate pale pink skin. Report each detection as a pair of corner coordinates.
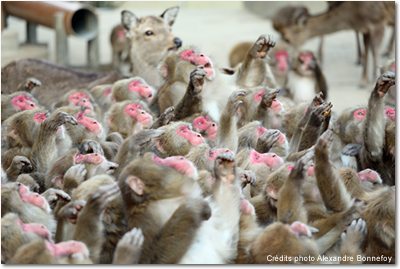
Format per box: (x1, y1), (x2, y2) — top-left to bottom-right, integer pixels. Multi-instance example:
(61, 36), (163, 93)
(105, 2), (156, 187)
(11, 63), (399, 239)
(384, 108), (395, 120)
(128, 80), (154, 101)
(299, 52), (314, 69)
(358, 169), (380, 183)
(240, 198), (254, 215)
(270, 99), (283, 113)
(152, 155), (197, 177)
(353, 109), (366, 122)
(46, 240), (89, 259)
(176, 125), (204, 146)
(274, 50), (289, 74)
(16, 219), (51, 240)
(12, 95), (37, 112)
(69, 93), (94, 115)
(33, 113), (47, 123)
(192, 116), (218, 140)
(117, 29), (125, 42)
(75, 112), (102, 136)
(104, 88), (112, 97)
(180, 50), (214, 77)
(124, 104), (152, 126)
(250, 149), (283, 169)
(74, 153), (106, 165)
(253, 90), (267, 103)
(286, 221), (309, 237)
(207, 148), (234, 162)
(17, 183), (48, 212)
(255, 126), (268, 138)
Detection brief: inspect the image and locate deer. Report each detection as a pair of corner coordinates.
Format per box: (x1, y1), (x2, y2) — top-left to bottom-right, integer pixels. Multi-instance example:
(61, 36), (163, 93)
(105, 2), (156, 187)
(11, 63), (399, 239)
(276, 1), (395, 88)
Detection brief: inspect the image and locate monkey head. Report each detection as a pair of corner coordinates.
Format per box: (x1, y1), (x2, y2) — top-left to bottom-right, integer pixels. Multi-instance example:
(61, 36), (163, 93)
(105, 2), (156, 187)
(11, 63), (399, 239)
(296, 51), (316, 76)
(338, 167), (382, 198)
(331, 107), (367, 145)
(192, 115), (218, 140)
(236, 148), (284, 174)
(274, 50), (290, 74)
(250, 221), (319, 264)
(74, 153), (106, 165)
(9, 92), (38, 112)
(384, 108), (395, 121)
(112, 77), (156, 103)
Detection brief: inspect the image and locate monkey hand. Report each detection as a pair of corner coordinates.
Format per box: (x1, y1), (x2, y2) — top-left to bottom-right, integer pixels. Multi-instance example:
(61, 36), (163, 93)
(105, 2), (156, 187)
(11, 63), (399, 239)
(113, 227), (144, 264)
(315, 129), (334, 154)
(80, 140), (104, 156)
(313, 92), (325, 109)
(151, 106), (175, 129)
(214, 153), (236, 185)
(93, 162), (119, 176)
(256, 130), (280, 153)
(238, 170), (256, 189)
(342, 143), (362, 157)
(58, 200), (86, 224)
(341, 201), (366, 228)
(64, 164), (87, 186)
(8, 156), (33, 174)
(132, 129), (166, 146)
(86, 183), (120, 215)
(376, 71), (395, 98)
(290, 150), (314, 181)
(49, 111), (78, 131)
(251, 35), (276, 59)
(190, 66), (207, 94)
(227, 89), (246, 113)
(262, 88), (280, 108)
(186, 198), (212, 221)
(341, 218), (367, 250)
(42, 188), (71, 206)
(15, 174), (40, 193)
(309, 102), (333, 127)
(24, 78), (41, 91)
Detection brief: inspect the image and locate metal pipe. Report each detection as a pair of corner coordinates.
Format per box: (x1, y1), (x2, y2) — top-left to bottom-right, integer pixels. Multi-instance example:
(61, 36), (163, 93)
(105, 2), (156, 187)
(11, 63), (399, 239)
(3, 1), (98, 39)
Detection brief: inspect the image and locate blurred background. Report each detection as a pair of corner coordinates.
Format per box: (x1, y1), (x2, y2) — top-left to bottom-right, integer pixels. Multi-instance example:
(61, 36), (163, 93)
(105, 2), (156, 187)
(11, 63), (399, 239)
(1, 1), (395, 112)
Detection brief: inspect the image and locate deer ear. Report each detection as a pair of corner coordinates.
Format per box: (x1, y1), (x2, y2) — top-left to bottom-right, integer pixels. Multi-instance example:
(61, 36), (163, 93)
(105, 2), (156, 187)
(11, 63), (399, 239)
(126, 176), (145, 195)
(121, 10), (139, 37)
(160, 6), (179, 26)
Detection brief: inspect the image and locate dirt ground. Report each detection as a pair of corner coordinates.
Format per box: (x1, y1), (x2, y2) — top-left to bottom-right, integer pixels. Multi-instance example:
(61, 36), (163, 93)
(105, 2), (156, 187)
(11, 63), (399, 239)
(3, 1), (395, 113)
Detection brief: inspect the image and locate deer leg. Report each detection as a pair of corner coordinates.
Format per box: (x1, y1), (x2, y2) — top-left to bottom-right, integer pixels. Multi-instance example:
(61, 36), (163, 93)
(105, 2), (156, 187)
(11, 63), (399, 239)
(355, 31), (363, 66)
(359, 33), (370, 88)
(383, 26), (395, 57)
(370, 26), (385, 84)
(318, 36), (324, 64)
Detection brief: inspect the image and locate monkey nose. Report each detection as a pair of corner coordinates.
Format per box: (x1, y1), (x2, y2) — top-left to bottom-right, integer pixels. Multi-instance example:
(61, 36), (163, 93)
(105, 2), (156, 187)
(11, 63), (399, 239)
(82, 99), (87, 103)
(196, 134), (201, 138)
(200, 54), (204, 57)
(173, 38), (182, 48)
(30, 103), (36, 107)
(211, 123), (216, 127)
(225, 149), (230, 152)
(272, 154), (277, 158)
(92, 121), (97, 124)
(148, 94), (153, 98)
(141, 111), (145, 114)
(94, 154), (99, 157)
(180, 157), (184, 160)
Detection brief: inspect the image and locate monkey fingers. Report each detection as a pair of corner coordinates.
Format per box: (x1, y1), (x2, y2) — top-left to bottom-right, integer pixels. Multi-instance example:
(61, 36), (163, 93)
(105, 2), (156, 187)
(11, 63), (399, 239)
(81, 140), (104, 155)
(342, 143), (362, 157)
(93, 162), (119, 176)
(186, 198), (212, 221)
(132, 129), (166, 146)
(263, 88), (280, 108)
(113, 227), (144, 264)
(87, 183), (120, 214)
(376, 71), (395, 97)
(256, 130), (280, 153)
(64, 164), (87, 184)
(11, 155), (33, 173)
(190, 66), (207, 93)
(151, 106), (175, 129)
(42, 188), (71, 204)
(214, 153), (236, 185)
(228, 89), (246, 112)
(292, 150), (314, 179)
(51, 111), (78, 129)
(313, 92), (325, 108)
(59, 200), (87, 224)
(316, 130), (334, 151)
(238, 170), (256, 189)
(341, 218), (367, 249)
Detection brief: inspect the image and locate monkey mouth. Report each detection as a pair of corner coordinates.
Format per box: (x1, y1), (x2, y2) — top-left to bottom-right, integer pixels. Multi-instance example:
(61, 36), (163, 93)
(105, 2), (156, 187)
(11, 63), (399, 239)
(204, 62), (212, 68)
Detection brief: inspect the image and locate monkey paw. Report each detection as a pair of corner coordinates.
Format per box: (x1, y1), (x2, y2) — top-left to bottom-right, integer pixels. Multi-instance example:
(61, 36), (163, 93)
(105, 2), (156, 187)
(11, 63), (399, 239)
(228, 89), (246, 112)
(10, 156), (33, 174)
(313, 92), (325, 109)
(291, 151), (314, 178)
(42, 188), (71, 204)
(80, 140), (104, 155)
(310, 102), (333, 126)
(262, 88), (280, 108)
(153, 106), (175, 128)
(251, 35), (276, 59)
(239, 170), (256, 189)
(342, 201), (366, 225)
(87, 183), (120, 214)
(342, 143), (362, 157)
(132, 129), (165, 146)
(376, 71), (395, 98)
(113, 227), (144, 264)
(15, 174), (40, 193)
(186, 198), (212, 221)
(214, 153), (236, 185)
(24, 77), (41, 90)
(59, 200), (86, 224)
(93, 162), (119, 176)
(53, 111), (78, 127)
(190, 66), (207, 93)
(256, 130), (280, 153)
(64, 164), (87, 184)
(316, 130), (334, 152)
(341, 218), (367, 249)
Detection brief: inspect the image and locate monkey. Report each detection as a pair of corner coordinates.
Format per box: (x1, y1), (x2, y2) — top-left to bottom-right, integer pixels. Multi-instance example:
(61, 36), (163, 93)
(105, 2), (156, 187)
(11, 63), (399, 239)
(110, 24), (132, 75)
(112, 227), (144, 264)
(152, 35), (276, 120)
(3, 155), (33, 182)
(15, 77), (42, 93)
(89, 84), (114, 113)
(359, 71), (395, 185)
(340, 218), (368, 264)
(106, 100), (153, 139)
(236, 147), (284, 175)
(284, 51), (328, 102)
(380, 58), (395, 106)
(51, 89), (103, 122)
(1, 91), (41, 124)
(182, 112), (218, 145)
(111, 77), (156, 104)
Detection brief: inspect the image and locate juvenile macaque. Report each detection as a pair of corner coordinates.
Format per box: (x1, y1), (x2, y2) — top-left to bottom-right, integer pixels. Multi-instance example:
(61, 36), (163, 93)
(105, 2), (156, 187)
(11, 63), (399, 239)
(1, 91), (40, 124)
(111, 77), (156, 104)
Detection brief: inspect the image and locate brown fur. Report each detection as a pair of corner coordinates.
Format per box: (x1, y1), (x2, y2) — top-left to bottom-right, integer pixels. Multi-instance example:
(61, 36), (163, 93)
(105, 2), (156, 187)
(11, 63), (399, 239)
(1, 91), (41, 124)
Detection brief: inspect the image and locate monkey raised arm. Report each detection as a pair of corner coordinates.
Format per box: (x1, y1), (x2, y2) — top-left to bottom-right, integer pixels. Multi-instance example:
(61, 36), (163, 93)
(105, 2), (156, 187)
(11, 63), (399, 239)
(255, 130), (280, 153)
(216, 89), (246, 153)
(74, 183), (121, 264)
(340, 218), (367, 264)
(277, 152), (313, 224)
(236, 35), (276, 87)
(253, 88), (280, 128)
(16, 78), (41, 93)
(5, 155), (33, 181)
(149, 106), (175, 129)
(309, 58), (328, 100)
(173, 66), (207, 120)
(113, 227), (144, 264)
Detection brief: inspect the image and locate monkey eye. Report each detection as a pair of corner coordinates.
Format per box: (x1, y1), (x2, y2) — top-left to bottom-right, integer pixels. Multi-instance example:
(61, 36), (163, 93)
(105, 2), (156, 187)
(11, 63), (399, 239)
(39, 116), (42, 120)
(17, 99), (21, 102)
(129, 108), (133, 111)
(186, 54), (189, 57)
(255, 156), (259, 160)
(198, 121), (202, 124)
(145, 30), (153, 35)
(73, 97), (78, 99)
(358, 112), (363, 116)
(181, 129), (185, 133)
(260, 131), (263, 134)
(138, 106), (142, 110)
(78, 117), (82, 120)
(209, 152), (213, 157)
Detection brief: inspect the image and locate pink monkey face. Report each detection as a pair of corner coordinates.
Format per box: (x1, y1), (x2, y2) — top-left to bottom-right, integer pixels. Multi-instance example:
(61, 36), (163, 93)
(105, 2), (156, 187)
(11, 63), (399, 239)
(75, 112), (102, 136)
(46, 241), (89, 260)
(124, 104), (152, 126)
(16, 219), (50, 240)
(385, 108), (395, 120)
(193, 116), (218, 139)
(17, 183), (48, 212)
(176, 125), (204, 146)
(152, 155), (197, 177)
(207, 148), (234, 162)
(299, 52), (314, 68)
(256, 126), (268, 138)
(274, 50), (289, 74)
(74, 153), (106, 165)
(104, 88), (112, 97)
(254, 90), (267, 103)
(353, 109), (366, 122)
(357, 169), (381, 184)
(270, 98), (282, 113)
(12, 95), (36, 112)
(180, 50), (214, 77)
(34, 113), (47, 123)
(128, 80), (154, 101)
(250, 149), (283, 169)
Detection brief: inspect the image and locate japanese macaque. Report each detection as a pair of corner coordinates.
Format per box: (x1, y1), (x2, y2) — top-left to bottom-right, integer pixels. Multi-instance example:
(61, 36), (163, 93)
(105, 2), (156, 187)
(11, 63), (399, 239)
(110, 24), (132, 75)
(111, 77), (156, 104)
(152, 35), (276, 121)
(360, 71), (395, 185)
(118, 152), (241, 264)
(106, 100), (153, 139)
(184, 113), (218, 144)
(380, 58), (395, 106)
(121, 6), (182, 88)
(90, 84), (114, 112)
(55, 176), (126, 264)
(236, 147), (284, 177)
(1, 91), (40, 124)
(52, 89), (102, 122)
(340, 218), (368, 264)
(284, 51), (328, 102)
(3, 155), (33, 183)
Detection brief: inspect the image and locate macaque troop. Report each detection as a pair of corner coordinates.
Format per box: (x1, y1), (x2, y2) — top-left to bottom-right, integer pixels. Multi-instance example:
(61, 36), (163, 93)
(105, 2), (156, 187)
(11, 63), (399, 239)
(0, 4), (395, 265)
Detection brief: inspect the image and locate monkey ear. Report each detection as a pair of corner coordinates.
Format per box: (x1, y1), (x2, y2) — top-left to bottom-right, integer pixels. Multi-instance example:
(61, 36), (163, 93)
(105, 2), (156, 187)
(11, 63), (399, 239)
(160, 6), (179, 26)
(54, 176), (64, 189)
(157, 62), (169, 78)
(377, 221), (395, 248)
(107, 116), (113, 126)
(9, 129), (18, 140)
(121, 10), (139, 37)
(220, 67), (235, 75)
(155, 138), (164, 152)
(126, 176), (145, 195)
